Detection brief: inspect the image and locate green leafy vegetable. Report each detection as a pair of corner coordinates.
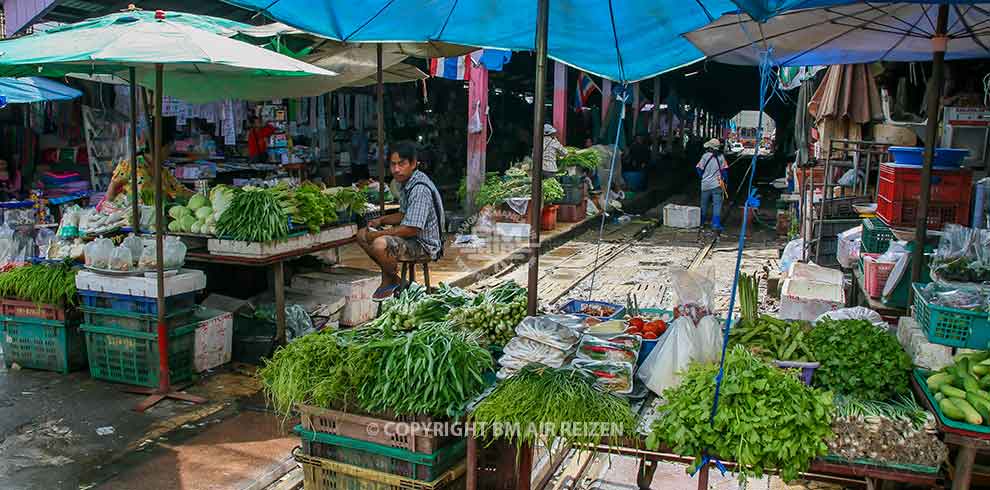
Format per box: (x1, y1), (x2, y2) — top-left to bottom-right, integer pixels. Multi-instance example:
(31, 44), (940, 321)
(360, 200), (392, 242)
(0, 263), (78, 305)
(729, 314), (815, 362)
(450, 281), (527, 346)
(808, 319), (912, 401)
(557, 147), (601, 171)
(215, 187), (290, 242)
(647, 346), (834, 483)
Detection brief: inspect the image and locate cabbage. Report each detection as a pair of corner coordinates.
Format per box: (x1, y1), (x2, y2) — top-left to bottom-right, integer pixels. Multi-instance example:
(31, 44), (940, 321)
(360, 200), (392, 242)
(191, 222), (203, 234)
(180, 215), (197, 232)
(168, 220), (182, 233)
(195, 207), (212, 220)
(210, 186), (234, 216)
(168, 205), (190, 220)
(188, 193), (209, 211)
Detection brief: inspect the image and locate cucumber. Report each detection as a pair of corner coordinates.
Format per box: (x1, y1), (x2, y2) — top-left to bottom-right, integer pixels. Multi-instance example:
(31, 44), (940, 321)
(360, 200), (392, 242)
(935, 392), (946, 402)
(959, 358), (973, 379)
(942, 384), (968, 399)
(974, 364), (990, 376)
(941, 398), (967, 421)
(969, 351), (990, 364)
(967, 393), (990, 422)
(952, 398), (984, 425)
(981, 376), (990, 390)
(946, 365), (959, 377)
(964, 376), (983, 394)
(928, 372), (955, 391)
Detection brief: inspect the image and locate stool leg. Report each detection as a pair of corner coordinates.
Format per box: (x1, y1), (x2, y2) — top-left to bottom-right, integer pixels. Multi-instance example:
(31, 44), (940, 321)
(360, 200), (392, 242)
(423, 263), (431, 292)
(409, 263), (416, 284)
(400, 262), (409, 285)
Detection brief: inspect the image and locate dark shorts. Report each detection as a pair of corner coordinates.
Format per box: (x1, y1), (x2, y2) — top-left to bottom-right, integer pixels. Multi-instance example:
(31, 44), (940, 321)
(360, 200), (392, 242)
(382, 235), (430, 261)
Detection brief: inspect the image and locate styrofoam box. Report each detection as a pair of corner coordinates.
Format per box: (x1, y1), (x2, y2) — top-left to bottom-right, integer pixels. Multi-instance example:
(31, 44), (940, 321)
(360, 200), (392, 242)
(663, 204), (702, 229)
(194, 308), (232, 372)
(291, 268), (379, 326)
(207, 224), (357, 258)
(779, 277), (845, 321)
(313, 224), (357, 245)
(75, 269), (206, 298)
(787, 262), (844, 285)
(495, 222), (531, 239)
(340, 299), (376, 327)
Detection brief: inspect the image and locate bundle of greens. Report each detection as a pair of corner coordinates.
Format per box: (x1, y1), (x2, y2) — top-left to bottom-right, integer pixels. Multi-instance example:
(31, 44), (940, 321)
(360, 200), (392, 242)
(0, 263), (77, 305)
(728, 315), (815, 362)
(258, 329), (351, 417)
(215, 187), (290, 242)
(292, 182), (338, 233)
(475, 167), (566, 208)
(327, 187), (370, 216)
(368, 284), (452, 331)
(450, 281), (528, 345)
(647, 346), (834, 482)
(828, 395), (945, 468)
(557, 147), (601, 171)
(737, 272), (759, 324)
(543, 178), (564, 204)
(471, 364), (636, 447)
(350, 322), (494, 417)
(808, 319), (911, 401)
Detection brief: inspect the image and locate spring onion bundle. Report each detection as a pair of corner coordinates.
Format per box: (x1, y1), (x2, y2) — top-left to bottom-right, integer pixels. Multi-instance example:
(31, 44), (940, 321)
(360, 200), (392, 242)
(215, 187), (290, 242)
(0, 263), (78, 305)
(829, 395), (945, 468)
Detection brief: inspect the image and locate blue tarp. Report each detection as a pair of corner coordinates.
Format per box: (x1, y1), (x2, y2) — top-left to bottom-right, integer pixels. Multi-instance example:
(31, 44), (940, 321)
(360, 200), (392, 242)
(222, 0), (740, 82)
(0, 77), (82, 104)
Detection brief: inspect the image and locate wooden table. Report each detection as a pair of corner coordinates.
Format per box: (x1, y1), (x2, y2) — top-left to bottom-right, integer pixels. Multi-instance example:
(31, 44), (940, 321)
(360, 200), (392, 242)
(186, 235), (356, 343)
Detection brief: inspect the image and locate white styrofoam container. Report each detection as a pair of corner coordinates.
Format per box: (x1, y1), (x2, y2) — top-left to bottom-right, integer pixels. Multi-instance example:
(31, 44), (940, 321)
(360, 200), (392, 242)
(340, 299), (376, 327)
(194, 308), (233, 372)
(663, 204), (702, 229)
(313, 224), (357, 244)
(207, 224), (357, 258)
(495, 222), (530, 239)
(779, 277), (845, 321)
(75, 269), (206, 298)
(787, 262), (844, 285)
(291, 268), (378, 301)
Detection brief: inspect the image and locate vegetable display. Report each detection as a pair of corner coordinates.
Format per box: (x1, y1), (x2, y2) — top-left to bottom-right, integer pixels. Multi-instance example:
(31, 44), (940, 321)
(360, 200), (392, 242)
(557, 147), (601, 171)
(215, 187), (290, 242)
(808, 319), (911, 401)
(471, 364), (636, 447)
(0, 263), (77, 305)
(648, 346), (834, 482)
(475, 167), (568, 208)
(349, 322), (493, 417)
(926, 351), (990, 427)
(828, 395), (945, 468)
(543, 178), (564, 204)
(327, 186), (369, 217)
(737, 272), (759, 324)
(258, 329), (355, 417)
(729, 315), (815, 362)
(292, 182), (338, 233)
(367, 284), (463, 331)
(450, 281), (528, 345)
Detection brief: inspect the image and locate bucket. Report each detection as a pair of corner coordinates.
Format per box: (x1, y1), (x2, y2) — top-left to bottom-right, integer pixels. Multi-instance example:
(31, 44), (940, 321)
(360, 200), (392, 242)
(623, 171), (646, 191)
(541, 205), (558, 231)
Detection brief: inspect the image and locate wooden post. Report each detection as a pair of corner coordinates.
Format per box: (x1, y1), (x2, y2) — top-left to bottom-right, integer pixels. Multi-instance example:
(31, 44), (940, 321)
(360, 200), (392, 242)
(652, 77), (661, 157)
(466, 434), (478, 490)
(376, 43), (385, 213)
(153, 64), (168, 393)
(526, 0), (549, 316)
(466, 57), (489, 213)
(696, 462), (710, 490)
(516, 443), (534, 490)
(553, 61), (567, 144)
(602, 79), (612, 124)
(325, 93), (336, 186)
(129, 67), (139, 232)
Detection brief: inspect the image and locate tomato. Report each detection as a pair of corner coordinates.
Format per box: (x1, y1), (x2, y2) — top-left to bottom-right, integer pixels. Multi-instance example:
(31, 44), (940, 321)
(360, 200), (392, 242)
(629, 317), (645, 328)
(625, 327), (641, 335)
(643, 332), (658, 340)
(656, 321), (668, 335)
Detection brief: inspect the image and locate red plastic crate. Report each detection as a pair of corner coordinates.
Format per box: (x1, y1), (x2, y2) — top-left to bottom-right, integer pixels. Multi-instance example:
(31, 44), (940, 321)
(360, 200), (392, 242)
(878, 164), (972, 204)
(0, 298), (75, 321)
(862, 253), (896, 298)
(877, 195), (969, 230)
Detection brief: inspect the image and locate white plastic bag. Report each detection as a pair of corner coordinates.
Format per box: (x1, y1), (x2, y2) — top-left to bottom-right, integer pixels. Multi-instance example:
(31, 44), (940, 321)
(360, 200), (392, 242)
(34, 228), (55, 259)
(814, 306), (887, 330)
(837, 226), (862, 269)
(638, 316), (698, 395)
(693, 315), (725, 364)
(122, 234), (143, 266)
(139, 244), (156, 270)
(110, 245), (134, 271)
(670, 268), (715, 324)
(515, 316), (583, 351)
(85, 238), (113, 269)
(780, 238), (804, 274)
(499, 337), (568, 369)
(163, 236), (187, 269)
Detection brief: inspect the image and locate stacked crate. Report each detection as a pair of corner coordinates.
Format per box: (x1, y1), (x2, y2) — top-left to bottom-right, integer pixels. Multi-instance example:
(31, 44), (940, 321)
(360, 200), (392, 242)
(0, 298), (85, 374)
(876, 163), (972, 229)
(294, 404), (466, 490)
(75, 270), (206, 388)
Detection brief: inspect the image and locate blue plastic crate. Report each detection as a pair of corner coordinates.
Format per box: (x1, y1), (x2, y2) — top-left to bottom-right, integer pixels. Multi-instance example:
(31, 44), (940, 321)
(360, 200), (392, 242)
(77, 290), (196, 316)
(888, 147), (968, 168)
(557, 299), (625, 322)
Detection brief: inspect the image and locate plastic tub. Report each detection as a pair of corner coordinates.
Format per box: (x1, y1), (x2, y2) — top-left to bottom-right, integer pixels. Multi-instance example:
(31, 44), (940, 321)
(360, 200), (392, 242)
(622, 171), (646, 191)
(773, 360), (820, 385)
(541, 205), (558, 231)
(557, 299), (625, 322)
(888, 147), (968, 168)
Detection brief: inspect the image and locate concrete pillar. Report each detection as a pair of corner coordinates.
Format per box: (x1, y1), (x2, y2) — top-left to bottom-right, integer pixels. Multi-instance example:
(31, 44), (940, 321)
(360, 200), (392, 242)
(552, 61), (567, 144)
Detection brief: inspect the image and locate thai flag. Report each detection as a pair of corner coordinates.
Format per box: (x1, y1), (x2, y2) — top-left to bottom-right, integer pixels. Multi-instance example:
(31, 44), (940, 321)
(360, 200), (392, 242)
(575, 72), (599, 110)
(430, 55), (471, 81)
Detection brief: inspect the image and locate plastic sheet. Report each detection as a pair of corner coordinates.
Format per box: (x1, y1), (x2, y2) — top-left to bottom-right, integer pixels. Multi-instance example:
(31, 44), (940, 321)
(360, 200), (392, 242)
(571, 359), (634, 395)
(515, 315), (583, 351)
(576, 335), (639, 364)
(499, 336), (569, 369)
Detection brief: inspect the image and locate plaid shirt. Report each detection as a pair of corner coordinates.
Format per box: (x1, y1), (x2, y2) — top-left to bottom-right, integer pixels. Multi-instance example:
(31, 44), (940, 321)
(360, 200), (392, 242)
(399, 170), (444, 258)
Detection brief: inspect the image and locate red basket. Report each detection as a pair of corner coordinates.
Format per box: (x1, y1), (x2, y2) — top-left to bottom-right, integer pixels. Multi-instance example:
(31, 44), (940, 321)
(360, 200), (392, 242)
(557, 203), (586, 223)
(877, 195), (969, 230)
(0, 298), (74, 321)
(862, 253), (897, 298)
(878, 164), (973, 205)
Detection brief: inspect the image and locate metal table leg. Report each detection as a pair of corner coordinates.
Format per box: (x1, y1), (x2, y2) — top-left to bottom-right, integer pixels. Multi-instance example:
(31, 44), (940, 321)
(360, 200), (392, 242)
(467, 435), (478, 490)
(638, 459), (658, 490)
(274, 261), (286, 344)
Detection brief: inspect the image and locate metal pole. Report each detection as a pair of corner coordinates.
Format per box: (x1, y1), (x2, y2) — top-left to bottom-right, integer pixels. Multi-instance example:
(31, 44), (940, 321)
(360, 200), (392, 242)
(129, 67), (139, 232)
(527, 0), (550, 317)
(153, 64), (168, 393)
(911, 4), (949, 288)
(326, 93), (336, 186)
(377, 43), (385, 213)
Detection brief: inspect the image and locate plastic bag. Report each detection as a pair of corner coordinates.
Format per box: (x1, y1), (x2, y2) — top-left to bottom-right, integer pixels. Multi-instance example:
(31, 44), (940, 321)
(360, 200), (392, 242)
(138, 244), (156, 270)
(879, 240), (909, 263)
(110, 244), (134, 271)
(815, 306), (887, 330)
(670, 268), (715, 324)
(163, 236), (187, 269)
(57, 205), (81, 239)
(571, 359), (634, 395)
(496, 366), (518, 380)
(837, 226), (862, 269)
(576, 335), (639, 364)
(0, 224), (13, 264)
(515, 316), (583, 351)
(780, 238), (804, 274)
(285, 304), (315, 342)
(694, 316), (725, 365)
(638, 317), (698, 395)
(122, 234), (143, 266)
(499, 337), (568, 369)
(83, 238), (112, 269)
(34, 228), (55, 259)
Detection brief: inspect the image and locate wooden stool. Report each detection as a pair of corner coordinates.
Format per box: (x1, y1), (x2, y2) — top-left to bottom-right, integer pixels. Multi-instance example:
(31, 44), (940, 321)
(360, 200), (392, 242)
(400, 259), (432, 291)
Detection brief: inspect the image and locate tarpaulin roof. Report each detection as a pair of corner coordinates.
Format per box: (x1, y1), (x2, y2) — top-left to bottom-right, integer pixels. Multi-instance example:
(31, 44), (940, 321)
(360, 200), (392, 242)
(732, 0), (990, 22)
(221, 0), (742, 83)
(686, 2), (990, 66)
(0, 10), (338, 103)
(0, 77), (82, 103)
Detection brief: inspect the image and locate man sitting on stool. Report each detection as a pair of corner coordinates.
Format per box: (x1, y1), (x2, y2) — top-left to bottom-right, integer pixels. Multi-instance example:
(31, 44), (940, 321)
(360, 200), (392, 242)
(356, 142), (444, 301)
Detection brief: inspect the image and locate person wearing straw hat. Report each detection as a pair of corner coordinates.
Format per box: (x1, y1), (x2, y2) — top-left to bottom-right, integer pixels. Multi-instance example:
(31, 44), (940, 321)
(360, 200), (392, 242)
(541, 123), (567, 179)
(696, 138), (728, 231)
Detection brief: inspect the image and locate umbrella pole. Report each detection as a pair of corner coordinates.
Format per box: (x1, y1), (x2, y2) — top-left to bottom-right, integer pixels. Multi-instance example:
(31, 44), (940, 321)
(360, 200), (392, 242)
(131, 65), (206, 412)
(526, 0), (549, 310)
(910, 5), (949, 288)
(377, 43), (385, 213)
(129, 67), (139, 232)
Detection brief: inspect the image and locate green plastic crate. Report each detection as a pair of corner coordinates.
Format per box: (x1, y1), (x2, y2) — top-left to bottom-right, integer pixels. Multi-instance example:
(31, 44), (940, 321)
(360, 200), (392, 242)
(912, 283), (990, 349)
(80, 322), (196, 388)
(880, 243), (932, 309)
(914, 369), (990, 435)
(81, 305), (197, 333)
(296, 425), (466, 481)
(0, 316), (86, 374)
(861, 218), (895, 254)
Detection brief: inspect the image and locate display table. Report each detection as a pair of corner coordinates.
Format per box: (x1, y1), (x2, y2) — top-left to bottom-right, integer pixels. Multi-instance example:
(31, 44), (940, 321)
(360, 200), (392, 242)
(185, 224), (358, 343)
(912, 375), (989, 490)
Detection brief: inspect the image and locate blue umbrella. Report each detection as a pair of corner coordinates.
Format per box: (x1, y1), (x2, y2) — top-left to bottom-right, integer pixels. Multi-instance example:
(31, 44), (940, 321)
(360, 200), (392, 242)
(0, 77), (81, 105)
